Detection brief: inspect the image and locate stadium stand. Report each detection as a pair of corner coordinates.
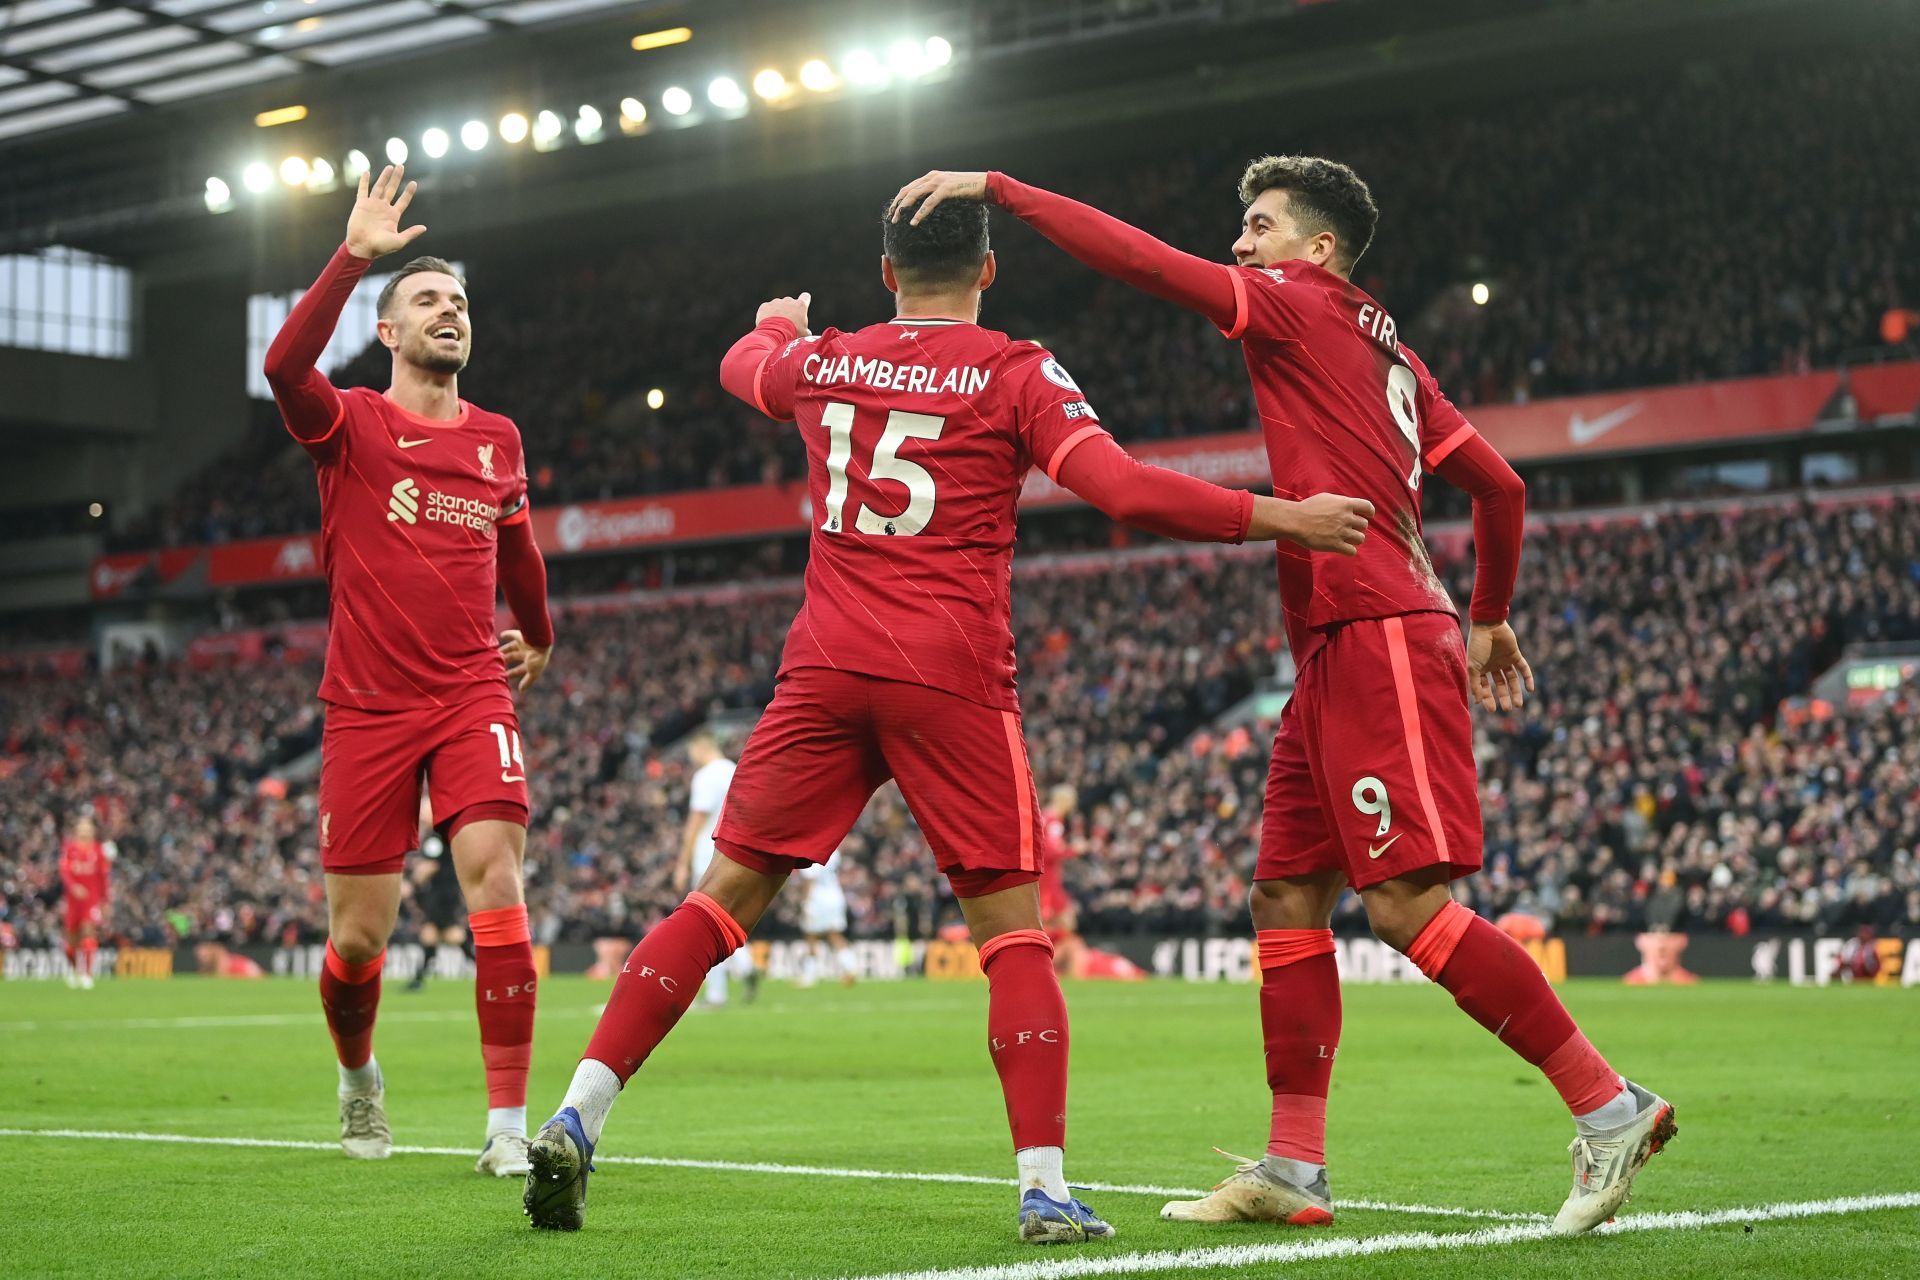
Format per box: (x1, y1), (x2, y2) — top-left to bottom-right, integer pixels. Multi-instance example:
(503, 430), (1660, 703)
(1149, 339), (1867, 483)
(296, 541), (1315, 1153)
(7, 491), (1918, 950)
(105, 44), (1920, 551)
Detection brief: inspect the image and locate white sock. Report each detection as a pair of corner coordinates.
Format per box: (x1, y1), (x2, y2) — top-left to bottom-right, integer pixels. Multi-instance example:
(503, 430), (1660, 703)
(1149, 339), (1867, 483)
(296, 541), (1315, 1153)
(835, 947), (857, 978)
(338, 1056), (380, 1097)
(1575, 1080), (1636, 1132)
(1016, 1145), (1070, 1201)
(703, 966), (729, 1006)
(561, 1058), (623, 1146)
(1260, 1154), (1326, 1189)
(487, 1106), (527, 1140)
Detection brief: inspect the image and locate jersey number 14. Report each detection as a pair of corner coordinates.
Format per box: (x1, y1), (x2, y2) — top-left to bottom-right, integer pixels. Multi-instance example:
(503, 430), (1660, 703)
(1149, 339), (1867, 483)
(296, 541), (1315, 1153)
(819, 402), (947, 536)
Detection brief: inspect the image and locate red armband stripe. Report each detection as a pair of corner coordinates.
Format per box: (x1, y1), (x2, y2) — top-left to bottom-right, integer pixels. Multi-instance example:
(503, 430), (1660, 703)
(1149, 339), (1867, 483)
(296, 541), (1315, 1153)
(1044, 425), (1107, 483)
(1218, 268), (1249, 341)
(749, 350), (775, 419)
(1424, 423), (1478, 470)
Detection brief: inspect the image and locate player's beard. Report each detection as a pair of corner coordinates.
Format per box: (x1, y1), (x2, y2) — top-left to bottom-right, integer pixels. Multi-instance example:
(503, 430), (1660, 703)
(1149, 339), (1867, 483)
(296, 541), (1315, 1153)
(404, 330), (469, 374)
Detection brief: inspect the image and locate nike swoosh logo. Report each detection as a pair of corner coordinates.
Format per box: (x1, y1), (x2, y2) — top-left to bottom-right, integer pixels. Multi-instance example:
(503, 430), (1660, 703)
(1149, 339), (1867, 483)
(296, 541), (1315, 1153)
(1367, 833), (1403, 860)
(501, 773), (525, 783)
(397, 437), (432, 449)
(1567, 402), (1644, 446)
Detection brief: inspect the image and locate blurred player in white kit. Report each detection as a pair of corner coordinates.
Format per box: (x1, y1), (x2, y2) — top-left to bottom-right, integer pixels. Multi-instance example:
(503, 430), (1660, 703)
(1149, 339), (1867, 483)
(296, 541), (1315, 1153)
(676, 731), (757, 1006)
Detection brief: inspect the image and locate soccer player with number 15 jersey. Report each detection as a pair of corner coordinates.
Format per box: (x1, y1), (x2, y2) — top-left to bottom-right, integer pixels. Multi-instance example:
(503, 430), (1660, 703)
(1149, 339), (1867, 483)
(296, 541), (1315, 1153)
(523, 195), (1375, 1242)
(893, 159), (1675, 1235)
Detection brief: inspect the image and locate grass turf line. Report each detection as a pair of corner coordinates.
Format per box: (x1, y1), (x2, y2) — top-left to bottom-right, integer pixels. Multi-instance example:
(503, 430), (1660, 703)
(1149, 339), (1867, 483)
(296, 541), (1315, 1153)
(3, 976), (1916, 1278)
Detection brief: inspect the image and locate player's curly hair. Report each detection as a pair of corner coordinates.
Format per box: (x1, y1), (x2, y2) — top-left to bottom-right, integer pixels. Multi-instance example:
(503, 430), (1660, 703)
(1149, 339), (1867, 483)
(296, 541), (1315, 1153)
(376, 256), (466, 317)
(1238, 155), (1378, 271)
(881, 197), (990, 288)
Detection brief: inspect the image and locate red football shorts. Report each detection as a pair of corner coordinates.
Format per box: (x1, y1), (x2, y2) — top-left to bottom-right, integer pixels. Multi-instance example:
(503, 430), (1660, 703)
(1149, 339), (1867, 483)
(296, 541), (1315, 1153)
(1257, 612), (1483, 889)
(318, 687), (530, 875)
(714, 667), (1043, 894)
(64, 902), (104, 934)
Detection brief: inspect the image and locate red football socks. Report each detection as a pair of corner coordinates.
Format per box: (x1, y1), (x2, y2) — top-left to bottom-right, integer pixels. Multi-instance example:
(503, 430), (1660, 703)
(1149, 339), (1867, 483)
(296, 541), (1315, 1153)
(80, 937), (97, 979)
(980, 929), (1069, 1151)
(320, 940), (384, 1070)
(584, 892), (747, 1083)
(471, 904), (538, 1109)
(1409, 901), (1621, 1115)
(1257, 929), (1340, 1164)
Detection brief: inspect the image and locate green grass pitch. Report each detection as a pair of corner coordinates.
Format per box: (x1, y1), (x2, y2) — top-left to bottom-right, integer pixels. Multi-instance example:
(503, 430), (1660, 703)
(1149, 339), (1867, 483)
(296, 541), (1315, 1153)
(4, 976), (1917, 1278)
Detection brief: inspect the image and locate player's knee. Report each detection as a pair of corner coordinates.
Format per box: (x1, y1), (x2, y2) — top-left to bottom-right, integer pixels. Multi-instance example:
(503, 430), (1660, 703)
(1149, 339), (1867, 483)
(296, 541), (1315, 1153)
(329, 920), (389, 965)
(461, 852), (523, 912)
(1249, 877), (1333, 931)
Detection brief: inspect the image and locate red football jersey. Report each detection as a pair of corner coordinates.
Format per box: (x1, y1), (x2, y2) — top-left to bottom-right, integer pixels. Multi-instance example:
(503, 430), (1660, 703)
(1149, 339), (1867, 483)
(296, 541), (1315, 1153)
(1220, 260), (1474, 666)
(744, 317), (1110, 710)
(290, 390), (531, 710)
(59, 839), (109, 905)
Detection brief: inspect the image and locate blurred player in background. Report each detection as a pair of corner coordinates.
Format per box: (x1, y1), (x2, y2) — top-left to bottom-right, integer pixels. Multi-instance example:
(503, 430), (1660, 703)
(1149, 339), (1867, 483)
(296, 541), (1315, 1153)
(676, 731), (757, 1008)
(263, 165), (555, 1176)
(524, 194), (1374, 1241)
(894, 161), (1674, 1236)
(407, 795), (468, 993)
(1038, 787), (1143, 982)
(794, 859), (855, 988)
(59, 815), (112, 990)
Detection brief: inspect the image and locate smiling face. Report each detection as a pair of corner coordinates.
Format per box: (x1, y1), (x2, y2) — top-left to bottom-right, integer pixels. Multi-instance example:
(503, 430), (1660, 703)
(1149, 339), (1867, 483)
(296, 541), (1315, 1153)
(1230, 155), (1379, 279)
(375, 259), (470, 374)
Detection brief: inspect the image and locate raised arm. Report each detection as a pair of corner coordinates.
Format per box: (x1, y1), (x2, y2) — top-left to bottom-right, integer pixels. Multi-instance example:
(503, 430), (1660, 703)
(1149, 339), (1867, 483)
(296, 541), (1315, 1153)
(1053, 433), (1372, 553)
(265, 165), (426, 448)
(890, 170), (1239, 329)
(719, 315), (801, 415)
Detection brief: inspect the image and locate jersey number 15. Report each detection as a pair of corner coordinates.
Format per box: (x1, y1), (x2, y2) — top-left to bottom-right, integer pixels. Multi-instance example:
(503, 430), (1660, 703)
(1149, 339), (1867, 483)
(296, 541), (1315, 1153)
(819, 402), (948, 537)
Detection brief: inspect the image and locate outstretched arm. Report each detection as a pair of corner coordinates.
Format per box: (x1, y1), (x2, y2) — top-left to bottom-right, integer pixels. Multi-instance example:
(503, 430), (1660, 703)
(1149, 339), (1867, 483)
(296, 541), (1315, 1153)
(890, 171), (1238, 329)
(1053, 433), (1372, 553)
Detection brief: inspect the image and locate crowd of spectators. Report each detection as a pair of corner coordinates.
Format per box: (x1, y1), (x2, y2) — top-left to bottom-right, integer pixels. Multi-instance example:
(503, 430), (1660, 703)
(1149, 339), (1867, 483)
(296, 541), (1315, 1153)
(7, 490), (1920, 955)
(110, 44), (1919, 550)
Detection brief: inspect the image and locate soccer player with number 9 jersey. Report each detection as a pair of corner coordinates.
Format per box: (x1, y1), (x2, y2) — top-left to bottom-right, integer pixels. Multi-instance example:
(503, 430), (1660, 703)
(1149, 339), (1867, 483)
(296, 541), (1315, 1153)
(524, 195), (1376, 1243)
(890, 160), (1675, 1236)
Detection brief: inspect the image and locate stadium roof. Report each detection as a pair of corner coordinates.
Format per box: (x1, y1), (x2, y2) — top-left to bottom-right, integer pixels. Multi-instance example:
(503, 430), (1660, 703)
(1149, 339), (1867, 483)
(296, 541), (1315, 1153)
(0, 0), (649, 143)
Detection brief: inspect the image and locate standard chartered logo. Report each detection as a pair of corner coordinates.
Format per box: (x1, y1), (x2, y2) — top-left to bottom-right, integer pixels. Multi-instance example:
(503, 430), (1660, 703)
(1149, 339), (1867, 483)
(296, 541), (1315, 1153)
(388, 477), (421, 524)
(388, 475), (499, 533)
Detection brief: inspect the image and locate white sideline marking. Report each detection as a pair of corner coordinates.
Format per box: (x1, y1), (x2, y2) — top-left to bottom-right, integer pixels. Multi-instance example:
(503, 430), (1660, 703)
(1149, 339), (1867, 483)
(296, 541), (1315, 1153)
(0, 1128), (1537, 1219)
(845, 1192), (1920, 1280)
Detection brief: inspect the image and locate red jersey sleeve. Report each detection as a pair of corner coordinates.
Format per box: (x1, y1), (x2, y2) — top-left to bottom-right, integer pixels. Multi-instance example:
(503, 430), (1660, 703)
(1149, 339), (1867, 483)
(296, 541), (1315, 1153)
(497, 423), (532, 527)
(1403, 347), (1526, 622)
(263, 244), (372, 463)
(719, 318), (812, 421)
(1220, 263), (1324, 343)
(1004, 345), (1108, 480)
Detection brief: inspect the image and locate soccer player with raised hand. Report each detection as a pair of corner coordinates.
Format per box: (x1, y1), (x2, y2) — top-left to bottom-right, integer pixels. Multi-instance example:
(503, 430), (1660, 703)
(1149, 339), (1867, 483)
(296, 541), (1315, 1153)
(892, 162), (1674, 1235)
(263, 165), (555, 1176)
(523, 195), (1371, 1243)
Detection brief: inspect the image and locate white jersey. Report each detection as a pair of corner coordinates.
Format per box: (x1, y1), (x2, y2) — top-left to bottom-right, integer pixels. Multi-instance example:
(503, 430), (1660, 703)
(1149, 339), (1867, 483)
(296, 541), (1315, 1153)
(798, 860), (848, 935)
(688, 757), (737, 876)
